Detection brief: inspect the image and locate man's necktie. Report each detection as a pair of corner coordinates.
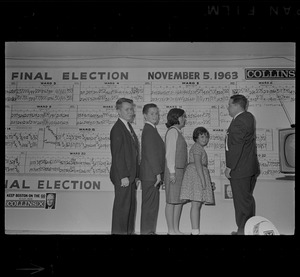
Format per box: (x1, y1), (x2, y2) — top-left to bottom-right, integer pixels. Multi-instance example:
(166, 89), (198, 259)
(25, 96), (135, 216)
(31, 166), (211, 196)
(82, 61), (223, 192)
(128, 122), (140, 163)
(225, 118), (234, 151)
(127, 122), (137, 144)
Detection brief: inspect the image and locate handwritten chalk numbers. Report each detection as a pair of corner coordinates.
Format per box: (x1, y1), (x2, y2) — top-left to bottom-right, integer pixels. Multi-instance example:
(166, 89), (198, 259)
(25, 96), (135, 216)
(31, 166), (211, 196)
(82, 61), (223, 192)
(203, 71), (238, 80)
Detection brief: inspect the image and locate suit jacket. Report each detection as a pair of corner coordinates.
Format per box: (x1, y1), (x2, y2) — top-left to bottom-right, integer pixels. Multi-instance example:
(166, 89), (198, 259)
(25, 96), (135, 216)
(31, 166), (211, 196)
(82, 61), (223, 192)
(110, 118), (139, 185)
(225, 111), (259, 178)
(139, 123), (165, 181)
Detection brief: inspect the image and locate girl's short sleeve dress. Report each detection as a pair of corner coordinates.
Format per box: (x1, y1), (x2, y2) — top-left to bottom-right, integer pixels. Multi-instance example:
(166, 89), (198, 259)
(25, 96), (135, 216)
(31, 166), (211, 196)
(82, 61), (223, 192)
(180, 143), (214, 204)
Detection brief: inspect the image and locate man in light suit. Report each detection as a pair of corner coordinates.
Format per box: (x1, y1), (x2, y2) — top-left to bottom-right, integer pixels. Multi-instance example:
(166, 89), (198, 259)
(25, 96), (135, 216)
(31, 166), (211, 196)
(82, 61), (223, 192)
(225, 94), (260, 235)
(139, 104), (165, 234)
(110, 98), (139, 234)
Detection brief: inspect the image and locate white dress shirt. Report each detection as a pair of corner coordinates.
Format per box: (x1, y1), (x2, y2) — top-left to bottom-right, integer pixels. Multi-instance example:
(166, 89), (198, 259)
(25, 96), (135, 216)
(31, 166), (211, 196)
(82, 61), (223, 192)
(119, 117), (131, 133)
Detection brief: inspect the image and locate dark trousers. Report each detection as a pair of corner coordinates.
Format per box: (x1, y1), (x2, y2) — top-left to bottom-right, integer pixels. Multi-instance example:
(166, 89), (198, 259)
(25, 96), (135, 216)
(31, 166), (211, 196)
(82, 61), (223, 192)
(230, 175), (257, 235)
(140, 180), (160, 234)
(111, 181), (137, 234)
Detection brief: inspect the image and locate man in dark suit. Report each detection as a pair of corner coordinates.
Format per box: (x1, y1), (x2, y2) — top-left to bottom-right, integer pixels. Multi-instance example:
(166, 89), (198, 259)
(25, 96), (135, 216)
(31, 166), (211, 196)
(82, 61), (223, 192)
(45, 193), (56, 209)
(110, 98), (139, 234)
(139, 104), (165, 234)
(225, 94), (260, 235)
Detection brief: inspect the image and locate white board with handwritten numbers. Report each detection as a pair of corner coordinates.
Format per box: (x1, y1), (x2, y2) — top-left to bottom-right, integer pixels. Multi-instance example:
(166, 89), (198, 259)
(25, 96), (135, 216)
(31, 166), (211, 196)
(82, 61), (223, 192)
(5, 67), (295, 193)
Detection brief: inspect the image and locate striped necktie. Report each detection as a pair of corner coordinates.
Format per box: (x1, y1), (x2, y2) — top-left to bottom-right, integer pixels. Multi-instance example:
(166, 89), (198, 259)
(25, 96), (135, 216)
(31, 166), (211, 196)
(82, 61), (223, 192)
(127, 122), (137, 142)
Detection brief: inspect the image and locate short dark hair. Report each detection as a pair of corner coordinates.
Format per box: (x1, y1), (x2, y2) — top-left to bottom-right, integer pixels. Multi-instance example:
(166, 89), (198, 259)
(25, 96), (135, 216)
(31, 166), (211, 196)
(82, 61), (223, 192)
(193, 127), (210, 142)
(115, 98), (133, 110)
(142, 103), (158, 114)
(165, 108), (185, 128)
(230, 94), (248, 110)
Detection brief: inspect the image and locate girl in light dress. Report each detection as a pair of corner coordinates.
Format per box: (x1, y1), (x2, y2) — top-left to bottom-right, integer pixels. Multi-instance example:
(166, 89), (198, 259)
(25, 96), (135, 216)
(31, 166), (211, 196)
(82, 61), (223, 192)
(180, 127), (215, 235)
(164, 108), (188, 235)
